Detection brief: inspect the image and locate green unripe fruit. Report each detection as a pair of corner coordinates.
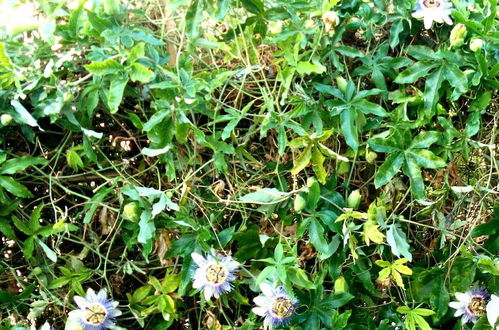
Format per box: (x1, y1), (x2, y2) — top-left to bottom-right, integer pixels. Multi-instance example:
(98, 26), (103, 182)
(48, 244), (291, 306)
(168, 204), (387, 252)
(336, 76), (348, 94)
(123, 202), (140, 222)
(294, 194), (307, 212)
(336, 160), (350, 175)
(1, 114), (13, 126)
(347, 189), (362, 209)
(334, 276), (348, 293)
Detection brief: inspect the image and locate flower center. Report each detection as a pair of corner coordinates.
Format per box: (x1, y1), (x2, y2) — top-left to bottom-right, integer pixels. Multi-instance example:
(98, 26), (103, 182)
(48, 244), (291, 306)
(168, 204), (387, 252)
(423, 0), (441, 8)
(84, 303), (107, 325)
(272, 297), (294, 319)
(205, 263), (228, 284)
(468, 297), (487, 317)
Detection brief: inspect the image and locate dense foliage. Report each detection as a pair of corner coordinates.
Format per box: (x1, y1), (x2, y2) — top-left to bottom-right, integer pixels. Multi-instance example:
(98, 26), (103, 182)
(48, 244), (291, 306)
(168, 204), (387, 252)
(0, 0), (498, 329)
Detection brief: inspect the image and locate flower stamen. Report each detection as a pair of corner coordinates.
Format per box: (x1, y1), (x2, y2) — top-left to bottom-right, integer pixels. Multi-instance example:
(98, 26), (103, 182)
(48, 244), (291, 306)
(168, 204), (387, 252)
(469, 297), (487, 317)
(423, 0), (441, 8)
(272, 297), (294, 319)
(205, 263), (228, 284)
(84, 303), (107, 324)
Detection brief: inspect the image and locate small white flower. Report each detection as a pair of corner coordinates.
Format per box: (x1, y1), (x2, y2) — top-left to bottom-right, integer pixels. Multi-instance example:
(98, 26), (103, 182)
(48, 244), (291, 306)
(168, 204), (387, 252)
(191, 252), (239, 300)
(412, 0), (453, 29)
(487, 294), (499, 328)
(67, 288), (121, 330)
(449, 288), (489, 324)
(252, 283), (297, 329)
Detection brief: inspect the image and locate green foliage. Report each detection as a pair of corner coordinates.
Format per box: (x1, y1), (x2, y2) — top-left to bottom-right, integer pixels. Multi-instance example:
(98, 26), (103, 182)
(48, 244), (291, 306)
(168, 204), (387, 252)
(0, 0), (497, 329)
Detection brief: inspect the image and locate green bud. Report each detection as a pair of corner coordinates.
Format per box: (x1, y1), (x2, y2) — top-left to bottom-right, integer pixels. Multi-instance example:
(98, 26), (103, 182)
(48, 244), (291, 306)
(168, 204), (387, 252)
(334, 276), (348, 293)
(123, 202), (140, 222)
(336, 160), (350, 175)
(366, 149), (377, 164)
(469, 38), (484, 52)
(336, 76), (348, 94)
(449, 23), (467, 49)
(306, 177), (317, 188)
(294, 194), (307, 212)
(347, 189), (362, 209)
(1, 114), (13, 126)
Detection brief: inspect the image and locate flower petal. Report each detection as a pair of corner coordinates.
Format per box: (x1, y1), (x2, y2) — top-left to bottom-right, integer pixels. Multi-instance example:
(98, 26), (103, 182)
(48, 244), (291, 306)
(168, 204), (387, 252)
(254, 296), (272, 308)
(260, 283), (275, 298)
(191, 253), (207, 267)
(252, 307), (267, 316)
(74, 296), (87, 309)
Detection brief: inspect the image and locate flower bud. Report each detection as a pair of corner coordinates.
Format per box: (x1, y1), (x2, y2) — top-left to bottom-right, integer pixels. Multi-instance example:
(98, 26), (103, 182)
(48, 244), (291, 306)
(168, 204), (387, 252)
(123, 202), (140, 222)
(469, 38), (484, 52)
(347, 189), (362, 209)
(334, 276), (348, 293)
(336, 76), (348, 94)
(1, 114), (13, 126)
(366, 149), (377, 164)
(268, 21), (283, 35)
(294, 194), (307, 212)
(449, 23), (467, 49)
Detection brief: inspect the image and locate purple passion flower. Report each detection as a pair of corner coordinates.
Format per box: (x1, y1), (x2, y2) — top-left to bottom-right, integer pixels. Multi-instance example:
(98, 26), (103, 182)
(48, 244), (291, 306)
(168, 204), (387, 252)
(412, 0), (453, 29)
(191, 252), (239, 300)
(449, 288), (490, 324)
(252, 283), (297, 329)
(68, 288), (121, 330)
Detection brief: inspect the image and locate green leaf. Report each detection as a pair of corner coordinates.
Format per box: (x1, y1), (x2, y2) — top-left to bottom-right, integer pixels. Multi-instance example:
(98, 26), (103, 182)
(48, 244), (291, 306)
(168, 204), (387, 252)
(389, 19), (404, 49)
(444, 63), (467, 94)
(449, 257), (476, 293)
(141, 146), (170, 157)
(129, 63), (154, 83)
(296, 62), (326, 75)
(185, 0), (205, 39)
(239, 188), (289, 204)
(0, 157), (46, 175)
(368, 136), (402, 153)
(403, 154), (425, 200)
(309, 218), (332, 258)
(407, 149), (446, 169)
(394, 61), (437, 84)
(374, 152), (404, 188)
(354, 99), (388, 117)
(336, 46), (364, 58)
(84, 59), (123, 75)
(128, 42), (145, 63)
(410, 131), (441, 149)
(0, 218), (15, 239)
(424, 66), (444, 115)
(386, 223), (412, 261)
(11, 100), (41, 129)
(312, 147), (327, 184)
(107, 77), (128, 113)
(340, 109), (359, 151)
(138, 210), (155, 244)
(38, 240), (57, 262)
(0, 176), (32, 197)
(291, 144), (312, 175)
(66, 149), (84, 171)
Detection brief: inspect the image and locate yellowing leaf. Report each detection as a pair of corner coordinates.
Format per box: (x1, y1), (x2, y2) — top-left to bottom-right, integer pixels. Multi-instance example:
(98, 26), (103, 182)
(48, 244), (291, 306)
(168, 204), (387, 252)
(363, 220), (385, 245)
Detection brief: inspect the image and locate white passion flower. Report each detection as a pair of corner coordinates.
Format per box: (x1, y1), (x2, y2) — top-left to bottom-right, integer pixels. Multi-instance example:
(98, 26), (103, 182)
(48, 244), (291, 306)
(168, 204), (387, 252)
(487, 294), (499, 328)
(252, 283), (297, 329)
(449, 288), (489, 324)
(412, 0), (453, 30)
(191, 252), (239, 300)
(67, 288), (121, 330)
